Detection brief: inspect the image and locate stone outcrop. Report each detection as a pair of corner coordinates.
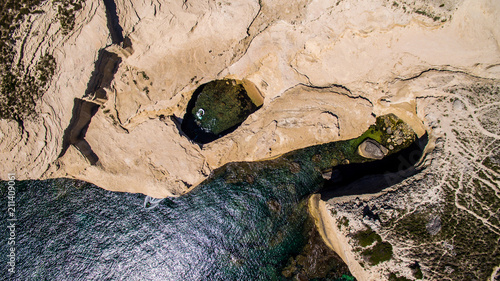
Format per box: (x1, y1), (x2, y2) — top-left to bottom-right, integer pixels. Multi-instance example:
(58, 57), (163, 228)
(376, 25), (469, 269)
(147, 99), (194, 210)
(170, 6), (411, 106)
(357, 139), (389, 160)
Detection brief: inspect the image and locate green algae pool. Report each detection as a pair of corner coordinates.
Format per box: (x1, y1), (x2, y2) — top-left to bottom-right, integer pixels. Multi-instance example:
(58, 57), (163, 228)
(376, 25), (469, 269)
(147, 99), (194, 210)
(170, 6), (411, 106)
(181, 79), (262, 144)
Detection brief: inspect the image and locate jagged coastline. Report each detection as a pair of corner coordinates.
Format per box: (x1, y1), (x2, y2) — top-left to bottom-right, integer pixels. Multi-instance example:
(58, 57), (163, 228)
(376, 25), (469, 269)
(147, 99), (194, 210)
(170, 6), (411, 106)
(0, 0), (499, 280)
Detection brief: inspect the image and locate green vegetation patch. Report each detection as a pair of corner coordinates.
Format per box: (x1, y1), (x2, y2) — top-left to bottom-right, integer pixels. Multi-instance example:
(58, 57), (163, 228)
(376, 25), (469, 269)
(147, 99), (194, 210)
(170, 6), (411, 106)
(414, 9), (441, 21)
(362, 241), (393, 265)
(390, 1), (452, 22)
(388, 273), (411, 281)
(0, 53), (56, 121)
(410, 262), (423, 279)
(353, 227), (382, 247)
(391, 211), (431, 242)
(385, 183), (499, 279)
(432, 188), (500, 280)
(53, 0), (84, 34)
(337, 216), (349, 229)
(352, 226), (393, 266)
(0, 0), (65, 121)
(0, 0), (44, 70)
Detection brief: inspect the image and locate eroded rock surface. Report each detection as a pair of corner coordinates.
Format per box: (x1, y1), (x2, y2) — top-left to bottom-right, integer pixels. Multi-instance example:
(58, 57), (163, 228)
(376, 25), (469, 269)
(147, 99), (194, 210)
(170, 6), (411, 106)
(0, 0), (110, 179)
(0, 0), (499, 279)
(2, 0), (497, 198)
(322, 73), (500, 280)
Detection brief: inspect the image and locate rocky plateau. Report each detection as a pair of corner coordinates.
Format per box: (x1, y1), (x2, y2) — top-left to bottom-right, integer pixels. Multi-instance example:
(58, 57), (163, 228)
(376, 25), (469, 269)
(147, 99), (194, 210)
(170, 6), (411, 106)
(0, 0), (499, 280)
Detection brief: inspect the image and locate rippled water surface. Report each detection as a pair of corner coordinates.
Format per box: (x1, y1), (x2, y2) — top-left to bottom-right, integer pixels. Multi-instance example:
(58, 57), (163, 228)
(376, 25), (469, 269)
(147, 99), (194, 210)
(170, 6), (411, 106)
(1, 160), (352, 280)
(1, 115), (420, 280)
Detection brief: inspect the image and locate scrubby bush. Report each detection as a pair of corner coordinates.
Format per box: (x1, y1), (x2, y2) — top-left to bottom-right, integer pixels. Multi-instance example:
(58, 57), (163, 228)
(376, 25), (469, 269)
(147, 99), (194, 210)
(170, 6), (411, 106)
(54, 0), (84, 34)
(353, 227), (382, 247)
(362, 241), (393, 265)
(0, 53), (56, 120)
(0, 0), (64, 121)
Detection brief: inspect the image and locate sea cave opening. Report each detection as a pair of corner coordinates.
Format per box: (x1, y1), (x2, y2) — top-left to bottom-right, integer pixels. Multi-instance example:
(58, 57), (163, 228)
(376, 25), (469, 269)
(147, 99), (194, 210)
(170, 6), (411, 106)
(320, 132), (429, 200)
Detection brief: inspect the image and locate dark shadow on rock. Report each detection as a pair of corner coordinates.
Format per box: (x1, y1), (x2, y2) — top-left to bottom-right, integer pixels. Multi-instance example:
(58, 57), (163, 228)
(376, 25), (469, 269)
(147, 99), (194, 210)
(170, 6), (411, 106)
(59, 99), (99, 165)
(320, 133), (428, 200)
(59, 50), (121, 165)
(84, 50), (122, 98)
(169, 115), (196, 144)
(57, 0), (126, 166)
(103, 0), (124, 44)
(363, 205), (380, 221)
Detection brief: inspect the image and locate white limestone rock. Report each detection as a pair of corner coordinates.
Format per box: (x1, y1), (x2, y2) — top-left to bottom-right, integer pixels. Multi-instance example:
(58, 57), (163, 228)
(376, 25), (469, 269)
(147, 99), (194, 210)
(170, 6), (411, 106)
(1, 0), (499, 278)
(0, 0), (110, 180)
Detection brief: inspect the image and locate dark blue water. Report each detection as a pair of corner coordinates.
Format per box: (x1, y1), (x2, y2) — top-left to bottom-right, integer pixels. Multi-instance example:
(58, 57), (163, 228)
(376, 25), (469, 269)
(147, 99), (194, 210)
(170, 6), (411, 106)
(0, 159), (351, 280)
(4, 115), (421, 280)
(1, 114), (419, 280)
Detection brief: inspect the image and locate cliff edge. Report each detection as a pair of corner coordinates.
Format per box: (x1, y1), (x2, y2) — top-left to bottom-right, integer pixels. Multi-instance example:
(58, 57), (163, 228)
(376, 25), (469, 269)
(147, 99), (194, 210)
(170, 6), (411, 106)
(0, 0), (499, 279)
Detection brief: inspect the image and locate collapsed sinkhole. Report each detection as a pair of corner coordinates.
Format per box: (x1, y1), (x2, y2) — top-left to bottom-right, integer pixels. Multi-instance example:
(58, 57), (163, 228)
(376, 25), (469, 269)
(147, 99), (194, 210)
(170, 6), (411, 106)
(320, 133), (429, 200)
(181, 79), (264, 144)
